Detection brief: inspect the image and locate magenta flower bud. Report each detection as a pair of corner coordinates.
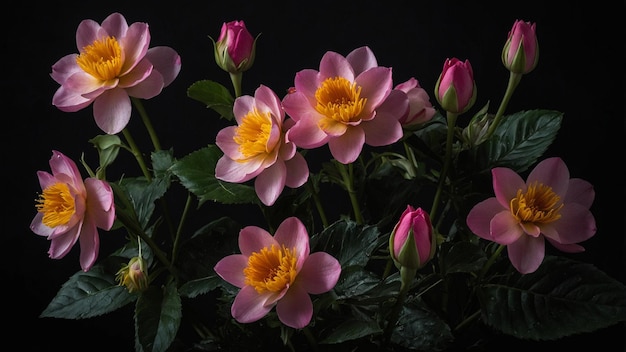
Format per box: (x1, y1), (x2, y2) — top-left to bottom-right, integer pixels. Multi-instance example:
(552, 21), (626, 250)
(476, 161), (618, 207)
(389, 205), (435, 270)
(434, 58), (477, 114)
(213, 20), (257, 74)
(502, 20), (539, 74)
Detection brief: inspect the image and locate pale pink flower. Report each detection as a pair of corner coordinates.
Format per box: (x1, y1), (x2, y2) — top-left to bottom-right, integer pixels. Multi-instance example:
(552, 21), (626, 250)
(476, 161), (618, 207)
(215, 85), (309, 206)
(282, 46), (408, 164)
(394, 78), (436, 128)
(31, 150), (116, 272)
(466, 157), (596, 274)
(214, 217), (341, 329)
(51, 12), (182, 134)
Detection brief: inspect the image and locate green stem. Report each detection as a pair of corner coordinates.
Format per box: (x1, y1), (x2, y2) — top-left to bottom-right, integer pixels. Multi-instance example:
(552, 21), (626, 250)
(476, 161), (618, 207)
(383, 266), (416, 347)
(302, 326), (319, 351)
(229, 72), (243, 98)
(170, 193), (193, 266)
(131, 97), (162, 151)
(454, 310), (481, 333)
(306, 177), (328, 228)
(337, 162), (363, 224)
(485, 72), (523, 139)
(430, 112), (458, 222)
(121, 128), (152, 182)
(478, 244), (505, 280)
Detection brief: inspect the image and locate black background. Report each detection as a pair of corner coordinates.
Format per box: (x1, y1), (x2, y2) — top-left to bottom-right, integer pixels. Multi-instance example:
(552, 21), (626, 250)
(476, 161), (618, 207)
(7, 1), (624, 350)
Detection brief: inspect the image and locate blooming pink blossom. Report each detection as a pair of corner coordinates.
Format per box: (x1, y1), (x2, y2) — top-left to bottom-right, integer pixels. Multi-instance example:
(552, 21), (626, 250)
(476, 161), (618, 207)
(215, 85), (309, 206)
(214, 217), (341, 329)
(466, 157), (596, 274)
(282, 46), (408, 164)
(31, 150), (116, 272)
(51, 12), (182, 134)
(394, 78), (436, 128)
(502, 19), (539, 74)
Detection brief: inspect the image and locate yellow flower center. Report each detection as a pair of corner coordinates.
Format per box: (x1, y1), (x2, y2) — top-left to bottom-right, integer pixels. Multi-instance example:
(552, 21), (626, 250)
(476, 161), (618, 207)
(233, 108), (272, 160)
(243, 244), (298, 294)
(509, 181), (563, 224)
(315, 77), (367, 126)
(35, 182), (75, 228)
(76, 36), (123, 81)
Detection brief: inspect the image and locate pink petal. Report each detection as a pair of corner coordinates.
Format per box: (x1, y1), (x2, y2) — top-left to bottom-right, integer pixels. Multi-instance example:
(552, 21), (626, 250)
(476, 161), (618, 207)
(215, 156), (263, 183)
(545, 238), (585, 253)
(99, 12), (129, 39)
(78, 215), (99, 271)
(239, 226), (277, 256)
(319, 51), (354, 81)
(298, 252), (341, 294)
(544, 203), (596, 244)
(355, 66), (393, 112)
(118, 59), (155, 90)
(291, 69), (323, 103)
(282, 91), (314, 123)
(274, 217), (310, 270)
(75, 19), (102, 50)
(564, 178), (595, 208)
(328, 127), (364, 164)
(49, 151), (82, 185)
(507, 235), (545, 274)
(93, 88), (132, 134)
(492, 167), (526, 208)
(84, 178), (115, 230)
(50, 54), (81, 85)
(490, 211), (524, 244)
(285, 114), (329, 148)
(119, 22), (150, 74)
(466, 198), (506, 239)
(255, 85), (284, 121)
(48, 223), (81, 259)
(145, 46), (181, 87)
(346, 46), (378, 75)
(30, 213), (54, 237)
(231, 286), (274, 323)
(284, 153), (309, 188)
(52, 85), (94, 112)
(276, 284), (313, 329)
(527, 157), (569, 197)
(214, 254), (249, 287)
(254, 161), (287, 206)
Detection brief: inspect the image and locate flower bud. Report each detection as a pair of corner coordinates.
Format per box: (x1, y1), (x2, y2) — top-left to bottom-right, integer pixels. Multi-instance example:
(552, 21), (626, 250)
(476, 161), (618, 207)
(434, 58), (477, 114)
(502, 20), (539, 74)
(389, 205), (435, 270)
(212, 20), (257, 74)
(394, 78), (436, 130)
(116, 256), (149, 293)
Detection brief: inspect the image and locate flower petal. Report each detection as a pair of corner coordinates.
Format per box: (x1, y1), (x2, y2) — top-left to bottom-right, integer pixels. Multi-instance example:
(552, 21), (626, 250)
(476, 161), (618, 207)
(254, 161), (287, 206)
(466, 198), (503, 239)
(564, 178), (595, 208)
(145, 46), (182, 87)
(214, 254), (249, 287)
(274, 217), (310, 269)
(78, 215), (99, 271)
(284, 152), (309, 188)
(93, 88), (132, 134)
(492, 167), (526, 208)
(231, 286), (274, 323)
(276, 284), (313, 329)
(490, 211), (524, 244)
(328, 126), (364, 164)
(239, 226), (277, 256)
(527, 157), (569, 197)
(507, 235), (545, 274)
(298, 252), (341, 294)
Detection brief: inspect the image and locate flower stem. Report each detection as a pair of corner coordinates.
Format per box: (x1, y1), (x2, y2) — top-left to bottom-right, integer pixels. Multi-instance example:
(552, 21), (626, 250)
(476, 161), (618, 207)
(478, 244), (505, 280)
(229, 72), (243, 98)
(121, 128), (152, 182)
(337, 161), (363, 224)
(307, 176), (328, 228)
(485, 72), (522, 139)
(383, 266), (416, 347)
(170, 193), (193, 266)
(430, 112), (458, 222)
(131, 97), (162, 151)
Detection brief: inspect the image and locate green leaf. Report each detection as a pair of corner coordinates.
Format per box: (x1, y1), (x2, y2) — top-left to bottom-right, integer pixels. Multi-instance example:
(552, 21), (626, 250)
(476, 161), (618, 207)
(478, 255), (626, 340)
(310, 219), (380, 268)
(440, 240), (487, 274)
(178, 275), (223, 298)
(119, 176), (169, 229)
(187, 80), (235, 120)
(171, 145), (257, 205)
(477, 109), (563, 173)
(319, 318), (383, 344)
(135, 282), (182, 352)
(40, 257), (135, 319)
(391, 301), (454, 350)
(151, 149), (176, 180)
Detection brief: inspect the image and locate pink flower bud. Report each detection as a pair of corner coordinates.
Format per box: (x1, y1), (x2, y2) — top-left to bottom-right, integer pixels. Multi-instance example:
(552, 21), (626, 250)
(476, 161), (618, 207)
(434, 58), (477, 114)
(213, 20), (257, 74)
(389, 205), (435, 270)
(116, 256), (149, 293)
(502, 20), (539, 74)
(394, 78), (436, 129)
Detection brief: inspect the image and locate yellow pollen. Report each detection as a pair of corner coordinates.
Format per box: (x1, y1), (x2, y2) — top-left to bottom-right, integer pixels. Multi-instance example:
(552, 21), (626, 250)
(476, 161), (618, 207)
(233, 108), (273, 160)
(315, 77), (367, 125)
(509, 181), (563, 225)
(76, 36), (123, 81)
(35, 182), (75, 228)
(243, 244), (298, 294)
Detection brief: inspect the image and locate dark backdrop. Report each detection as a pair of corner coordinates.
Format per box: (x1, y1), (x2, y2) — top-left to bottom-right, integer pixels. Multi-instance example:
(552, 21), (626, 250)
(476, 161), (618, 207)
(7, 1), (624, 350)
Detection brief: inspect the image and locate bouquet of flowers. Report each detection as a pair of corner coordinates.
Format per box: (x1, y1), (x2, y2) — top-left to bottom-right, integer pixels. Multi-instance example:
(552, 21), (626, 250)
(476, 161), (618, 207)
(30, 12), (626, 351)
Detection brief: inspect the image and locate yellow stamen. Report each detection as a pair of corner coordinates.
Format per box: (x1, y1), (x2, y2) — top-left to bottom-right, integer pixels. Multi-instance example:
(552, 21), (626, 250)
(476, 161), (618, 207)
(35, 182), (75, 228)
(509, 181), (563, 225)
(315, 77), (367, 127)
(76, 36), (123, 81)
(233, 108), (272, 160)
(244, 244), (298, 294)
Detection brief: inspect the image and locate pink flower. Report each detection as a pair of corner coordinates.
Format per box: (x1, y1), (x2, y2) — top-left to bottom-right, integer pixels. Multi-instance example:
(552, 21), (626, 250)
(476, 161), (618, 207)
(213, 20), (257, 73)
(434, 58), (476, 114)
(389, 205), (435, 270)
(31, 150), (116, 272)
(502, 20), (539, 74)
(282, 46), (408, 164)
(394, 78), (436, 128)
(214, 217), (341, 329)
(215, 85), (309, 206)
(51, 12), (182, 134)
(466, 157), (596, 274)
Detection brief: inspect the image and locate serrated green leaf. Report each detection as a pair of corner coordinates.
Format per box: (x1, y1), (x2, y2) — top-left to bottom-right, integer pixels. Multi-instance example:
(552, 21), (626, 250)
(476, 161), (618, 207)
(40, 257), (135, 319)
(170, 145), (257, 205)
(187, 80), (235, 120)
(391, 302), (454, 350)
(135, 282), (182, 352)
(478, 109), (562, 173)
(440, 240), (487, 274)
(478, 255), (626, 340)
(310, 219), (380, 268)
(178, 275), (223, 298)
(319, 318), (382, 344)
(151, 149), (176, 179)
(118, 176), (169, 229)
